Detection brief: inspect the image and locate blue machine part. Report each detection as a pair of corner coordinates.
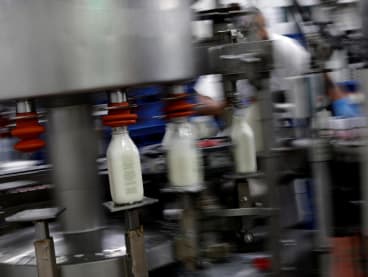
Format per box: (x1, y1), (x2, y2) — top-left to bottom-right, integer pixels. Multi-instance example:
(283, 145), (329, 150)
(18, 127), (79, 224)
(128, 84), (198, 147)
(125, 87), (164, 147)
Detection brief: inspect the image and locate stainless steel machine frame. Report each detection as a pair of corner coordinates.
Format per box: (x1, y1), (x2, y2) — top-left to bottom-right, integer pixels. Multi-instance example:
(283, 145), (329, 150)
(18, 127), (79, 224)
(0, 0), (194, 100)
(310, 138), (332, 277)
(197, 38), (282, 275)
(358, 68), (368, 274)
(0, 1), (195, 277)
(47, 103), (102, 234)
(0, 2), (336, 276)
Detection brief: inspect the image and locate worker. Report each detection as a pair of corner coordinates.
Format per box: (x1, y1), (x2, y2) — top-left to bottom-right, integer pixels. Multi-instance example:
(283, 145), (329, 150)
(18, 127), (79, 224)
(194, 6), (311, 110)
(195, 6), (359, 136)
(194, 7), (311, 142)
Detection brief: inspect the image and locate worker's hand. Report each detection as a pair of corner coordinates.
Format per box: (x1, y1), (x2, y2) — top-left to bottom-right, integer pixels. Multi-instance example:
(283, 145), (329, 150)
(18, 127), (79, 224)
(195, 95), (226, 116)
(332, 98), (360, 118)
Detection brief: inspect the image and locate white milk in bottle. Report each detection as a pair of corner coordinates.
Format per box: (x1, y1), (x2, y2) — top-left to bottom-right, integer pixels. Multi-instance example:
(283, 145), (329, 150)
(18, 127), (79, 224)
(231, 109), (257, 174)
(107, 127), (144, 204)
(167, 118), (203, 187)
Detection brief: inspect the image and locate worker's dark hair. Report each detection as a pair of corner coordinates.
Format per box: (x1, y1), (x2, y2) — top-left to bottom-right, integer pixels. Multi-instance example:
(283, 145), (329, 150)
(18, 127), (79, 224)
(248, 6), (262, 16)
(247, 6), (267, 29)
(233, 5), (266, 35)
(227, 3), (242, 10)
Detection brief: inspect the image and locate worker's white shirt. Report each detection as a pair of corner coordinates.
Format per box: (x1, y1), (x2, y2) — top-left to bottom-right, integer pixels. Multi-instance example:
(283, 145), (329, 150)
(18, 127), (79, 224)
(194, 74), (225, 102)
(270, 33), (310, 92)
(195, 33), (311, 100)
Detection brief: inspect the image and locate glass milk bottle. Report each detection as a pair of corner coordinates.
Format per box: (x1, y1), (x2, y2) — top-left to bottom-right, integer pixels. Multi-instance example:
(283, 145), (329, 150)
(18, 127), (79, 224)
(245, 102), (263, 152)
(231, 109), (257, 174)
(162, 123), (174, 150)
(167, 118), (203, 187)
(107, 126), (144, 204)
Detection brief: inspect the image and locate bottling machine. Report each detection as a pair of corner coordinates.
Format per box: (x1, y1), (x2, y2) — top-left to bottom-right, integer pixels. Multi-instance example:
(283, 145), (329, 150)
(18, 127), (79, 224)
(0, 1), (194, 277)
(0, 1), (358, 277)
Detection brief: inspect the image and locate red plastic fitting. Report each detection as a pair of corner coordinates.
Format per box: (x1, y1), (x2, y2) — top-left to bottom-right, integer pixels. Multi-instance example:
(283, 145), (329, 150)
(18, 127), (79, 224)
(252, 257), (271, 271)
(102, 102), (138, 127)
(164, 93), (195, 119)
(11, 112), (45, 152)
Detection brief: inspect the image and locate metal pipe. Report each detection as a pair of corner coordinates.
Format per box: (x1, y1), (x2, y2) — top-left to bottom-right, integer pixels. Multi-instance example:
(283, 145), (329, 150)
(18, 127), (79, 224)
(34, 238), (58, 277)
(358, 69), (368, 236)
(35, 221), (50, 240)
(16, 100), (34, 113)
(172, 85), (185, 95)
(258, 77), (282, 275)
(125, 210), (140, 231)
(110, 90), (127, 103)
(180, 194), (198, 271)
(34, 221), (58, 277)
(310, 138), (332, 277)
(358, 68), (368, 275)
(47, 104), (102, 233)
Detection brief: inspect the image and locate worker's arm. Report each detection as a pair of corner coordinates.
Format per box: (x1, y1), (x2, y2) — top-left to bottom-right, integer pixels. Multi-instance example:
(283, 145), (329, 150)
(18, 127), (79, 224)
(324, 73), (345, 101)
(195, 94), (227, 116)
(194, 74), (226, 116)
(324, 73), (360, 117)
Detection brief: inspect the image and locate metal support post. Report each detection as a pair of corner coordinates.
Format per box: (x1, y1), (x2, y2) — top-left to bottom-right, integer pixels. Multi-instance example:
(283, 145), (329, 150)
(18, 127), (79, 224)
(125, 210), (148, 277)
(178, 193), (199, 271)
(310, 139), (332, 277)
(47, 103), (102, 234)
(357, 68), (368, 274)
(103, 197), (158, 277)
(236, 177), (254, 242)
(5, 207), (65, 277)
(161, 185), (204, 272)
(34, 221), (58, 277)
(362, 125), (368, 275)
(258, 77), (282, 276)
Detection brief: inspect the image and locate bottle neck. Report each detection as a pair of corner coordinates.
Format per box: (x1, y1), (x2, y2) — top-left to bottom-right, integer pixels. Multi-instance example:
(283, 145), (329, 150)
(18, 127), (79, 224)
(170, 117), (195, 138)
(171, 117), (189, 125)
(112, 126), (129, 135)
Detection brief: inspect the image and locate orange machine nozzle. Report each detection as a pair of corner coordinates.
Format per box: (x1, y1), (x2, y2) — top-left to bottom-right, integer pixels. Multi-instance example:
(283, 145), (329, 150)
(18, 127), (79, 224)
(164, 93), (195, 119)
(11, 112), (45, 152)
(102, 102), (138, 127)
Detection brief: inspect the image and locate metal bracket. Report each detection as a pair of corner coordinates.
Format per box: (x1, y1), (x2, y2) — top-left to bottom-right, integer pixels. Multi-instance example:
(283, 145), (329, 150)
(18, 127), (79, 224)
(103, 197), (158, 277)
(125, 226), (148, 277)
(34, 239), (58, 277)
(5, 207), (65, 277)
(161, 186), (203, 271)
(202, 207), (277, 217)
(220, 53), (261, 63)
(103, 197), (158, 213)
(310, 139), (331, 162)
